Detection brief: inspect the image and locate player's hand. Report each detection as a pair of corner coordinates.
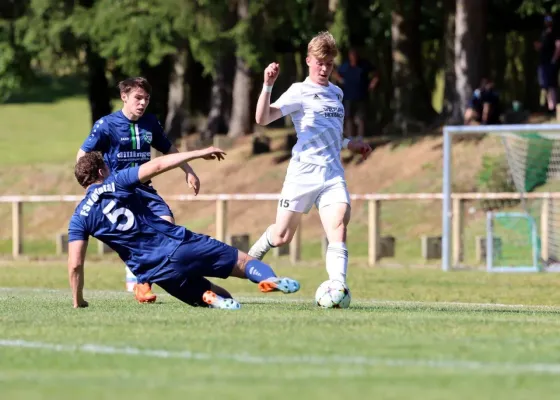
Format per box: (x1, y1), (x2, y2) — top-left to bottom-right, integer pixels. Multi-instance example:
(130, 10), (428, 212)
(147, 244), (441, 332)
(264, 62), (280, 86)
(348, 140), (373, 160)
(186, 171), (200, 196)
(73, 299), (88, 308)
(200, 146), (227, 161)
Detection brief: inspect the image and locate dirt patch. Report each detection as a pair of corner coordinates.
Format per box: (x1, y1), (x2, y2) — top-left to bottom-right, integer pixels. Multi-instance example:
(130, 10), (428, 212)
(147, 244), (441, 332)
(0, 134), (500, 241)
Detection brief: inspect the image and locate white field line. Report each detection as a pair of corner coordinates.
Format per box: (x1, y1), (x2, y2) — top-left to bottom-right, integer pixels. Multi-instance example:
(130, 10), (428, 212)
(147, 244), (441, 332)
(1, 338), (560, 375)
(1, 286), (560, 312)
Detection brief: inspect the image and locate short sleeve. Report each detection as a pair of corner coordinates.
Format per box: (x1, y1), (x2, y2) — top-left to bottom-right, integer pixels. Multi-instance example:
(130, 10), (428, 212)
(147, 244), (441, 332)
(68, 214), (89, 242)
(150, 116), (172, 154)
(114, 166), (141, 191)
(271, 84), (302, 116)
(81, 118), (110, 153)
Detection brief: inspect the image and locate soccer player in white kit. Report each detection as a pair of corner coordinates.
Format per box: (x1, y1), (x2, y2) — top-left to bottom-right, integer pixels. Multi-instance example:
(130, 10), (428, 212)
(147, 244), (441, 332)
(248, 31), (372, 285)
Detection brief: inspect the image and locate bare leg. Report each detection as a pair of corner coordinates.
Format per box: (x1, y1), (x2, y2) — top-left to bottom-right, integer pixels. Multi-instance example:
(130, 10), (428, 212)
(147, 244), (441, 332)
(248, 208), (302, 260)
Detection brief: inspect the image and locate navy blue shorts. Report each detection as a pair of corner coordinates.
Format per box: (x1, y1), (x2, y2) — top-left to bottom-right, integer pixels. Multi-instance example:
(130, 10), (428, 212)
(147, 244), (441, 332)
(136, 184), (174, 219)
(538, 64), (558, 89)
(150, 233), (238, 306)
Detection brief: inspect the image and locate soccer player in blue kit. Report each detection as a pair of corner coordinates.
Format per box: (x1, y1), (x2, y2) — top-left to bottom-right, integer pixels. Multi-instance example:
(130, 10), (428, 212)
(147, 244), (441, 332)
(76, 77), (200, 303)
(67, 148), (300, 310)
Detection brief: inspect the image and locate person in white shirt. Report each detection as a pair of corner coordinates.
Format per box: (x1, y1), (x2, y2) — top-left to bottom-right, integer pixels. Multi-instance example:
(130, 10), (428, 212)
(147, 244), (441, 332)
(249, 31), (372, 285)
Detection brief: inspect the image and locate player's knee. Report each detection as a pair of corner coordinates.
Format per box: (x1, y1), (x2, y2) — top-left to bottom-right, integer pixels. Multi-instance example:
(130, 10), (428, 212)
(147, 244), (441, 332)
(326, 224), (347, 243)
(330, 222), (346, 235)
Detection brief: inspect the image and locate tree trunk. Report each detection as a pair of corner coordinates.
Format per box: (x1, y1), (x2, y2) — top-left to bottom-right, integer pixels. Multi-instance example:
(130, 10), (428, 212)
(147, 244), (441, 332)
(85, 43), (112, 125)
(165, 44), (189, 142)
(228, 0), (252, 138)
(454, 0), (487, 122)
(228, 58), (253, 137)
(443, 0), (461, 123)
(141, 56), (171, 131)
(391, 0), (436, 128)
(524, 30), (541, 111)
(203, 53), (235, 140)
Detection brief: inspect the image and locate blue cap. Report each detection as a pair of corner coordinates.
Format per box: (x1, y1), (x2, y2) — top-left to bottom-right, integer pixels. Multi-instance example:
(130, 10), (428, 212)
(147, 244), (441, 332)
(545, 15), (553, 23)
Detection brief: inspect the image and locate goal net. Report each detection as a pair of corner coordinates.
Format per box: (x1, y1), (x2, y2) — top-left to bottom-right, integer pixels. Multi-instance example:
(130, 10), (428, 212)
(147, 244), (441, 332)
(442, 124), (560, 272)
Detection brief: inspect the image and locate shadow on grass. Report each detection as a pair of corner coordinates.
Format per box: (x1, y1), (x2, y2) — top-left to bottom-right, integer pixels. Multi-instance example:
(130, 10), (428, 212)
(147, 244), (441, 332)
(4, 74), (88, 104)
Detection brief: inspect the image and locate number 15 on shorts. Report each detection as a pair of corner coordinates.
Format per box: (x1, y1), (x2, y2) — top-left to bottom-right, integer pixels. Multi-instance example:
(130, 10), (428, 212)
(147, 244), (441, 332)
(279, 199), (290, 208)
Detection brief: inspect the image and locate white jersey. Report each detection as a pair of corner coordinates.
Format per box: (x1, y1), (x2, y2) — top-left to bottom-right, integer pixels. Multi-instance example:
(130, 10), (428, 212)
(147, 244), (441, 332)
(272, 77), (345, 168)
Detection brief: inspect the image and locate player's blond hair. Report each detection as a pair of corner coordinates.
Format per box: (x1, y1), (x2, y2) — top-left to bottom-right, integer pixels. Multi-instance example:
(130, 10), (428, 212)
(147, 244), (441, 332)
(307, 31), (338, 60)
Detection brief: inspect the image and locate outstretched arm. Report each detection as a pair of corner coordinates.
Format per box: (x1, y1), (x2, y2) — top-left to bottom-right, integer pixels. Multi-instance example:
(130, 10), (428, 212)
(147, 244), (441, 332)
(138, 147), (226, 183)
(255, 62), (284, 125)
(68, 240), (89, 308)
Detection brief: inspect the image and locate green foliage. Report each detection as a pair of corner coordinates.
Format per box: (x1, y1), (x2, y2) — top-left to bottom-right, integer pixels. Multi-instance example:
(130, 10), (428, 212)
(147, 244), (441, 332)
(0, 15), (36, 101)
(518, 0), (560, 16)
(0, 26), (23, 100)
(476, 154), (519, 210)
(174, 1), (231, 76)
(477, 154), (516, 193)
(18, 0), (83, 73)
(330, 2), (349, 51)
(82, 0), (178, 75)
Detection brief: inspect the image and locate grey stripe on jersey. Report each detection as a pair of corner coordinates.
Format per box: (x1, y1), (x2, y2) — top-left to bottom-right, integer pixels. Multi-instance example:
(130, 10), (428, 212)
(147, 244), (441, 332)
(319, 129), (341, 160)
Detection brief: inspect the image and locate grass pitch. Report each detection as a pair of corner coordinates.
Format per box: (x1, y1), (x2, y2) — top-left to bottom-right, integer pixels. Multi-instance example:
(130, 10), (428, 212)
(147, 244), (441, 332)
(2, 261), (560, 399)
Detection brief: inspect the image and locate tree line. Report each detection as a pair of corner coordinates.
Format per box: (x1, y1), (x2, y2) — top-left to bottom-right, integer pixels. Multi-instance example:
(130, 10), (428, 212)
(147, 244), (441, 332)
(0, 0), (558, 141)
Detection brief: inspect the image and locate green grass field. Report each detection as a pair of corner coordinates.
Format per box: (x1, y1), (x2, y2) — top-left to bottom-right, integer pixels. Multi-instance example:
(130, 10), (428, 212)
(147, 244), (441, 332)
(0, 97), (91, 166)
(2, 261), (560, 399)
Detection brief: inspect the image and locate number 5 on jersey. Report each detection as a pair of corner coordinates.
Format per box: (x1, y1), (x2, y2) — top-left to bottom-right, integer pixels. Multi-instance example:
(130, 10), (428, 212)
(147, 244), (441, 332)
(103, 200), (135, 231)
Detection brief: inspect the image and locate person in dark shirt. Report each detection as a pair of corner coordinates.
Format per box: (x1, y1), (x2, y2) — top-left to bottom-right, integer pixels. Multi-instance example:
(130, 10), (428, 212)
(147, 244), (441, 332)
(332, 48), (379, 140)
(535, 15), (560, 115)
(464, 79), (502, 125)
(77, 77), (202, 303)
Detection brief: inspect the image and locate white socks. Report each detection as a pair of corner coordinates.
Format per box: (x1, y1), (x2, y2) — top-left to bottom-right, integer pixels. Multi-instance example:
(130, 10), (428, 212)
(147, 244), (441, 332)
(326, 242), (348, 284)
(249, 228), (348, 284)
(248, 225), (276, 260)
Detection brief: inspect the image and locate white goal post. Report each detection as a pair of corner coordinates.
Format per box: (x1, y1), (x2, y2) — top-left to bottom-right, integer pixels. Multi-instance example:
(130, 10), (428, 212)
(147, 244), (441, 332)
(442, 123), (560, 272)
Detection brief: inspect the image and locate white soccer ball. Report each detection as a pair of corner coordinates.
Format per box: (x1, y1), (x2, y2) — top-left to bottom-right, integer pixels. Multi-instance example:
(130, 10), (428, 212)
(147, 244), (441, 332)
(315, 279), (351, 309)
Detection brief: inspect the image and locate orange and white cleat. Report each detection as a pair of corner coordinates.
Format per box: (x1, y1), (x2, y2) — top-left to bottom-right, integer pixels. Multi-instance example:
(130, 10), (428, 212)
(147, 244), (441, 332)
(258, 277), (300, 294)
(202, 291), (241, 310)
(133, 283), (157, 303)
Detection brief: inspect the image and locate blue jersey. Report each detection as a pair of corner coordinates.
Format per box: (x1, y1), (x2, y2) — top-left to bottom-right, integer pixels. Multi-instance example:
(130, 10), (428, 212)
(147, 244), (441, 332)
(80, 111), (172, 172)
(68, 167), (187, 282)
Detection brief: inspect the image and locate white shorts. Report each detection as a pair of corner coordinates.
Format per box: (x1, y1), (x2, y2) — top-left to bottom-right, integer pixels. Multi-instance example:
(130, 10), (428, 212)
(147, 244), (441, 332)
(279, 160), (350, 214)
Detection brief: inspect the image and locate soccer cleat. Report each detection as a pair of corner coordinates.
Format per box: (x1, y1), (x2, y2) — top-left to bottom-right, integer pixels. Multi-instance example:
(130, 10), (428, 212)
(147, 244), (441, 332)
(133, 283), (157, 303)
(258, 277), (300, 294)
(202, 291), (241, 310)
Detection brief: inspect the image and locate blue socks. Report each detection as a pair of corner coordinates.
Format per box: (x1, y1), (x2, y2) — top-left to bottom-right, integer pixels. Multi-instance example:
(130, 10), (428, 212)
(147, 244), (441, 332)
(245, 259), (276, 283)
